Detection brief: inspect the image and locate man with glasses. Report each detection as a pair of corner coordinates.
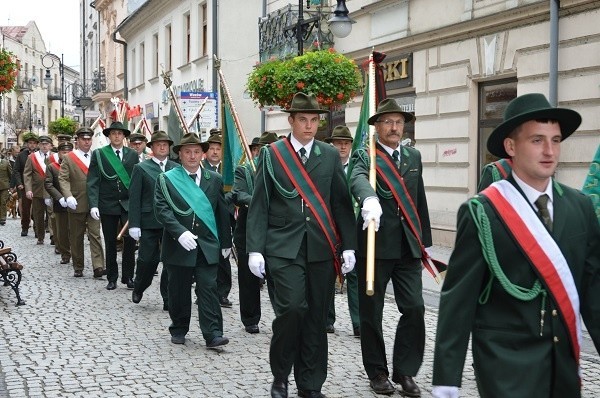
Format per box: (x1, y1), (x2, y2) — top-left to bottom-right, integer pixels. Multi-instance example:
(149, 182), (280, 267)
(350, 99), (431, 397)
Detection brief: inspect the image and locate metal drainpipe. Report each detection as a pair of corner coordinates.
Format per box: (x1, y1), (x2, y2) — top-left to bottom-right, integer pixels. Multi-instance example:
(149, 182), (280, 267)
(260, 0), (267, 133)
(112, 31), (128, 101)
(549, 0), (559, 106)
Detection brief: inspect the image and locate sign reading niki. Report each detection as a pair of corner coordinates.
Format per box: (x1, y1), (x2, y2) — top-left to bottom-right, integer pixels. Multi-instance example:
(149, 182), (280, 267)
(362, 53), (413, 91)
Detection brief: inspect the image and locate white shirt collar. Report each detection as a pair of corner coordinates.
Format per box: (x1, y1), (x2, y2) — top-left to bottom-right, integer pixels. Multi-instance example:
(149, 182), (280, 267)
(378, 141), (401, 160)
(289, 134), (314, 158)
(512, 172), (554, 217)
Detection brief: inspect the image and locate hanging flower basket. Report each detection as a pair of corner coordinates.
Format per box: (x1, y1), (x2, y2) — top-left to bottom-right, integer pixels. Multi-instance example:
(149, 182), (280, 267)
(247, 48), (361, 109)
(0, 49), (20, 95)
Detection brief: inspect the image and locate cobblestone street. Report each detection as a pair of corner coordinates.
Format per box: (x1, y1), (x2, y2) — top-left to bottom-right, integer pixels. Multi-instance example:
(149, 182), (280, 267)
(1, 217), (599, 397)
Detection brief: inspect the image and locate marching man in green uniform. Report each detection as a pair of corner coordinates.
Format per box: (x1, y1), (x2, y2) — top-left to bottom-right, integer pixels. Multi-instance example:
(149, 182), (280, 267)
(129, 131), (179, 309)
(154, 133), (231, 348)
(87, 121), (139, 290)
(231, 131), (278, 334)
(432, 93), (600, 398)
(247, 93), (357, 398)
(350, 99), (432, 397)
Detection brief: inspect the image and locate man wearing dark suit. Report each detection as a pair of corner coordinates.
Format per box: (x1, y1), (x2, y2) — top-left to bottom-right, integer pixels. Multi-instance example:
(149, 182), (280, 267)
(0, 155), (12, 226)
(154, 133), (231, 348)
(432, 94), (600, 398)
(45, 141), (73, 266)
(247, 93), (357, 398)
(231, 131), (278, 334)
(24, 135), (53, 245)
(60, 128), (105, 278)
(350, 99), (432, 397)
(87, 121), (139, 290)
(202, 130), (235, 308)
(12, 134), (38, 236)
(129, 131), (179, 309)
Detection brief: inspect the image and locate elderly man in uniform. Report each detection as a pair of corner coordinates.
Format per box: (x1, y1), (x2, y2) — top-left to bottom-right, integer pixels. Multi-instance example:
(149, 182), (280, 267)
(350, 99), (431, 397)
(129, 133), (150, 163)
(231, 131), (278, 334)
(60, 128), (105, 278)
(324, 125), (360, 337)
(24, 135), (53, 245)
(87, 121), (139, 290)
(247, 93), (357, 398)
(432, 93), (600, 398)
(154, 132), (232, 348)
(129, 131), (179, 309)
(45, 140), (73, 266)
(13, 133), (38, 236)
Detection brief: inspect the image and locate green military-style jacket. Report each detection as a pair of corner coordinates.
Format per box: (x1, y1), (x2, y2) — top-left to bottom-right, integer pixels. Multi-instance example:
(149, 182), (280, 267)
(350, 143), (432, 259)
(231, 162), (254, 249)
(128, 158), (179, 230)
(433, 176), (600, 397)
(154, 168), (231, 267)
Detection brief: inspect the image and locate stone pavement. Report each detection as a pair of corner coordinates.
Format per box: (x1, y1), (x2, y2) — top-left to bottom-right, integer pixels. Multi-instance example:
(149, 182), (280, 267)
(0, 216), (599, 397)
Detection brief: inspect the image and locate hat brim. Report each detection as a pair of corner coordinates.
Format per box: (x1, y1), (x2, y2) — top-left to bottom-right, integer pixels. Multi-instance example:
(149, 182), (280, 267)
(487, 108), (581, 158)
(324, 136), (353, 143)
(103, 127), (131, 137)
(282, 108), (329, 114)
(148, 139), (174, 147)
(368, 110), (415, 125)
(173, 142), (204, 154)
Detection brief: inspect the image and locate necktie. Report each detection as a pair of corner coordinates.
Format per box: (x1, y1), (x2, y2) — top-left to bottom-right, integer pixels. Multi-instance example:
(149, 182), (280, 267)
(299, 147), (308, 165)
(392, 150), (400, 169)
(115, 150), (121, 161)
(535, 194), (552, 232)
(43, 153), (48, 164)
(159, 161), (164, 172)
(84, 153), (89, 158)
(189, 173), (197, 185)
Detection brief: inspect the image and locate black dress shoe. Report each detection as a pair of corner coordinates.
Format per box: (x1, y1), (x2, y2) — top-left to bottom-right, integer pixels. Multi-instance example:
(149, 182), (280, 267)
(163, 303), (169, 311)
(326, 325), (335, 333)
(132, 291), (143, 304)
(93, 268), (105, 278)
(270, 379), (288, 398)
(353, 326), (361, 337)
(126, 278), (134, 289)
(245, 324), (259, 334)
(171, 335), (185, 345)
(106, 281), (117, 290)
(73, 270), (83, 277)
(298, 389), (326, 398)
(219, 297), (232, 308)
(60, 257), (70, 264)
(370, 374), (395, 395)
(206, 336), (229, 348)
(21, 229), (28, 237)
(392, 375), (420, 397)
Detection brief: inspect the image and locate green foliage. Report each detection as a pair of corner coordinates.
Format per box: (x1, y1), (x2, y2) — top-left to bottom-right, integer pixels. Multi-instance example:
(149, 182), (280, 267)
(246, 49), (360, 109)
(48, 117), (78, 136)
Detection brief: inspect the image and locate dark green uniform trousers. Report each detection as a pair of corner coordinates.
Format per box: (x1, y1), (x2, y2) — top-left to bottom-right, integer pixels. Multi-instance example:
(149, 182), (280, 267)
(268, 240), (335, 391)
(167, 250), (224, 343)
(236, 247), (261, 327)
(327, 268), (360, 330)
(133, 228), (168, 307)
(357, 256), (425, 380)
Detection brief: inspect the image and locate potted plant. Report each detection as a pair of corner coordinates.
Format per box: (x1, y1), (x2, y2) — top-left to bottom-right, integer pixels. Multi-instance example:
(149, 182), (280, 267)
(247, 48), (361, 109)
(0, 49), (20, 94)
(48, 117), (78, 137)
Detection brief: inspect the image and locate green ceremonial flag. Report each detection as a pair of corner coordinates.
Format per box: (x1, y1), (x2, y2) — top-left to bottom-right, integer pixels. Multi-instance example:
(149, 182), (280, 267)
(352, 81), (370, 153)
(221, 91), (243, 191)
(167, 103), (184, 159)
(582, 143), (600, 223)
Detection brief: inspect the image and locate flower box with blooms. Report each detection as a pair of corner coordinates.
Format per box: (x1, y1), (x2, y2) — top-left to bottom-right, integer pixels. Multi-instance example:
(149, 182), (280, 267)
(247, 48), (360, 109)
(0, 49), (20, 95)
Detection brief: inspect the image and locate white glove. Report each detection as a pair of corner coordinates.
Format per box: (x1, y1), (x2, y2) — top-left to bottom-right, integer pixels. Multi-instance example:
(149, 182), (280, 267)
(26, 191), (33, 200)
(432, 386), (459, 398)
(221, 248), (231, 258)
(248, 252), (265, 278)
(58, 197), (68, 208)
(341, 250), (356, 274)
(44, 198), (53, 207)
(90, 207), (100, 220)
(361, 197), (382, 231)
(178, 231), (198, 251)
(66, 196), (78, 210)
(129, 227), (141, 241)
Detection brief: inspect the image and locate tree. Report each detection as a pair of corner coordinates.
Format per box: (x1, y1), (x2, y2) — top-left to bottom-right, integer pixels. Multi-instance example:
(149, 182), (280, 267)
(48, 117), (78, 137)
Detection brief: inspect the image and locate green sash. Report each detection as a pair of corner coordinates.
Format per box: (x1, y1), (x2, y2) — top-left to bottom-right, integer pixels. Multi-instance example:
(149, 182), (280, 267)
(162, 167), (218, 241)
(99, 145), (131, 189)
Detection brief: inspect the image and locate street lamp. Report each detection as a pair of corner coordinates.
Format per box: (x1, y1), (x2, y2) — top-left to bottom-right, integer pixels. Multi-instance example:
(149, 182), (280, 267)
(42, 52), (64, 118)
(17, 94), (32, 132)
(68, 82), (93, 126)
(32, 110), (45, 133)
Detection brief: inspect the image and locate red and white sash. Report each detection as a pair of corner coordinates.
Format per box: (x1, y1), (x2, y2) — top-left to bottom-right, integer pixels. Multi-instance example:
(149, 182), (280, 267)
(30, 153), (46, 178)
(483, 180), (582, 369)
(68, 152), (89, 175)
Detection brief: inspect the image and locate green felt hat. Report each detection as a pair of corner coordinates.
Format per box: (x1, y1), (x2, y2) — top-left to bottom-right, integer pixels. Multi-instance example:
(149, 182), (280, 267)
(367, 98), (414, 125)
(282, 92), (329, 114)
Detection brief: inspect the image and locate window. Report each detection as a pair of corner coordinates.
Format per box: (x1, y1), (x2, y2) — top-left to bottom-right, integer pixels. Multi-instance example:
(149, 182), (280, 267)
(185, 13), (191, 63)
(131, 48), (137, 85)
(202, 4), (208, 56)
(477, 79), (517, 182)
(165, 25), (172, 71)
(153, 33), (159, 77)
(140, 42), (145, 82)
